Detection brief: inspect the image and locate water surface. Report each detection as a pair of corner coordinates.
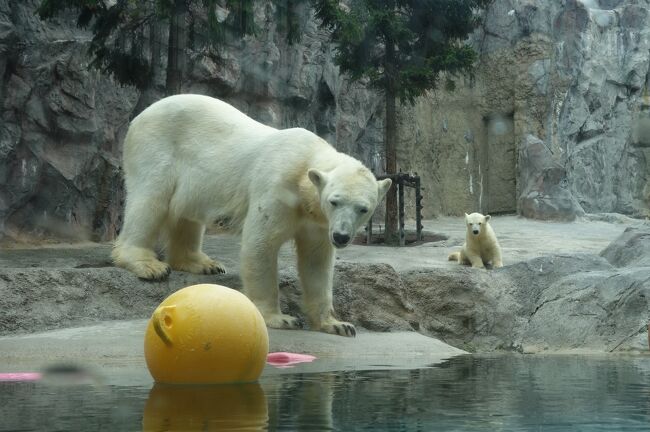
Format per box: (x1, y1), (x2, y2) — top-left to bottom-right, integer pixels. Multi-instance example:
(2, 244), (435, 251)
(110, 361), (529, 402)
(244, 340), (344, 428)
(2, 355), (649, 431)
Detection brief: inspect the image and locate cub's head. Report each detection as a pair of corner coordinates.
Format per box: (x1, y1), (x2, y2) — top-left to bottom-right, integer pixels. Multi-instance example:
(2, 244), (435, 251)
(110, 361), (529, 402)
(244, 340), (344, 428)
(308, 166), (391, 249)
(465, 212), (491, 236)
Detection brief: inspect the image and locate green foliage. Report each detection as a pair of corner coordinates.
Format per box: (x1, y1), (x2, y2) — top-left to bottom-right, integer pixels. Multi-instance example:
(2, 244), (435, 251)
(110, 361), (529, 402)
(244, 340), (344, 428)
(37, 0), (101, 21)
(313, 0), (493, 103)
(37, 0), (260, 90)
(38, 0), (157, 89)
(275, 0), (300, 44)
(225, 0), (256, 37)
(313, 0), (493, 242)
(203, 0), (223, 44)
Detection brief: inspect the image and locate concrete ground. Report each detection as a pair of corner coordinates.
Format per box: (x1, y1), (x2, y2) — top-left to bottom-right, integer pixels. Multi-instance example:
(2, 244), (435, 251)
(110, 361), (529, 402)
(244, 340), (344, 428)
(1, 214), (646, 383)
(2, 215), (643, 272)
(337, 215), (641, 271)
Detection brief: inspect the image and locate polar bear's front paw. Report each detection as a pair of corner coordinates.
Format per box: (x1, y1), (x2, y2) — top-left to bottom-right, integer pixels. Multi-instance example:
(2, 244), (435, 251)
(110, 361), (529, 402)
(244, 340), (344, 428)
(469, 258), (485, 269)
(134, 260), (172, 281)
(264, 313), (302, 330)
(193, 257), (226, 275)
(321, 320), (356, 337)
(169, 253), (226, 275)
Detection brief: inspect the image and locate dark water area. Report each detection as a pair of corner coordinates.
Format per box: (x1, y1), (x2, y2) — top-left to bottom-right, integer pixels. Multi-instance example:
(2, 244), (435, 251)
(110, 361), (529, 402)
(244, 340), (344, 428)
(2, 355), (649, 431)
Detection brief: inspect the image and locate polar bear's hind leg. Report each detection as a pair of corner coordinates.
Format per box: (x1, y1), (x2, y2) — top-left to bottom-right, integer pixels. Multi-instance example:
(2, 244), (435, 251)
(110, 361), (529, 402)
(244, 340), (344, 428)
(167, 218), (226, 274)
(112, 196), (171, 280)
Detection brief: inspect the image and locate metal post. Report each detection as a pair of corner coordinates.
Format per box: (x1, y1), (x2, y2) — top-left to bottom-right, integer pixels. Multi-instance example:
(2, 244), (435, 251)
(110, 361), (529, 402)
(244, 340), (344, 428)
(415, 174), (423, 241)
(398, 174), (405, 246)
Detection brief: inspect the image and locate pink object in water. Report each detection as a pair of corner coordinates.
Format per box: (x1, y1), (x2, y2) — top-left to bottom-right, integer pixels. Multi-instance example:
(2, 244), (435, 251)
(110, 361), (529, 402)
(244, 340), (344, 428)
(0, 372), (42, 382)
(267, 352), (317, 368)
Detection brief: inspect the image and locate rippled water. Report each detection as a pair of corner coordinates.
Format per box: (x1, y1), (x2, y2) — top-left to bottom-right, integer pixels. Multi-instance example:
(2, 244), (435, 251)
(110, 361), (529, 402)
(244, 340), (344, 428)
(2, 355), (650, 431)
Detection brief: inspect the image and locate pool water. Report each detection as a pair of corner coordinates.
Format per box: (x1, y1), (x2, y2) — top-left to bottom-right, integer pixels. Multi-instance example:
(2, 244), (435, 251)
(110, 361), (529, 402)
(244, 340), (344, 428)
(2, 355), (649, 431)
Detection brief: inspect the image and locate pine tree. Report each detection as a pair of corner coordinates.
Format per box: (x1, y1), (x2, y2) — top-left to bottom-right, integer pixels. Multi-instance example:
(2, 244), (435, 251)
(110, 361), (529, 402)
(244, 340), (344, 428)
(313, 0), (492, 244)
(37, 0), (257, 106)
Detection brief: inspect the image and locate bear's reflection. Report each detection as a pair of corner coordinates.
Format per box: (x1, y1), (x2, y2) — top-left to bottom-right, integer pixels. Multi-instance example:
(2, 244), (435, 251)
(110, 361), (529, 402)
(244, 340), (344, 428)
(265, 373), (335, 430)
(142, 382), (268, 431)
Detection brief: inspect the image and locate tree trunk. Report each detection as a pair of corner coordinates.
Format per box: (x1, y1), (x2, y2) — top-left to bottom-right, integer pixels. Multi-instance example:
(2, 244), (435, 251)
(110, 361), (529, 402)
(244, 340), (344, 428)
(384, 87), (399, 244)
(166, 0), (188, 95)
(133, 20), (163, 117)
(384, 40), (399, 245)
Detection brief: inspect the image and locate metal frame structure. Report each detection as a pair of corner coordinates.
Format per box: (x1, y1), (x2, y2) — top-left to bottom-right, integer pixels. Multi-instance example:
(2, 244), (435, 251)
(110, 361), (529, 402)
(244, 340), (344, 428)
(366, 172), (423, 246)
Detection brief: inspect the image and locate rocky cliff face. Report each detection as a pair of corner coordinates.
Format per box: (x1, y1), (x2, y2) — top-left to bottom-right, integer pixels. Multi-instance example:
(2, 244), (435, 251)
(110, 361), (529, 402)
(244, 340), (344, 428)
(400, 0), (650, 220)
(1, 0), (649, 242)
(0, 0), (383, 242)
(0, 1), (137, 242)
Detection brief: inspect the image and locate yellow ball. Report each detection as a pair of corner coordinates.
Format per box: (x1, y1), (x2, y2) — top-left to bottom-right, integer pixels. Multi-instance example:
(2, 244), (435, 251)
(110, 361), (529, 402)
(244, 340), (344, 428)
(144, 283), (269, 384)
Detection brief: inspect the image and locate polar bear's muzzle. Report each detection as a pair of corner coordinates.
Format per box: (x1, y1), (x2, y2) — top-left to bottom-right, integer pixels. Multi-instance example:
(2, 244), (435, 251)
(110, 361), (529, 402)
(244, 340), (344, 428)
(332, 231), (352, 248)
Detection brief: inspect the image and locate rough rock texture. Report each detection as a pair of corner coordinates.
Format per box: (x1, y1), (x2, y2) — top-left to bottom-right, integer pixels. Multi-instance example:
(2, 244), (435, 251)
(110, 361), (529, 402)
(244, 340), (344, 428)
(279, 262), (416, 333)
(2, 226), (648, 353)
(0, 0), (382, 242)
(0, 1), (136, 242)
(518, 134), (585, 220)
(405, 252), (649, 353)
(0, 259), (412, 336)
(400, 0), (650, 219)
(600, 226), (650, 267)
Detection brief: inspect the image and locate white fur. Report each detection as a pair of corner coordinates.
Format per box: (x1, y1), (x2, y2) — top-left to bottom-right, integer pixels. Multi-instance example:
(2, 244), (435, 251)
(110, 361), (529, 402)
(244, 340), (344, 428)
(112, 94), (391, 336)
(448, 212), (503, 269)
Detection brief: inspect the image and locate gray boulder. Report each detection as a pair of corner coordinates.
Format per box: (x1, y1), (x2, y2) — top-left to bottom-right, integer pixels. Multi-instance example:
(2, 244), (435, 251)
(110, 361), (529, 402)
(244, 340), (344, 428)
(600, 226), (650, 268)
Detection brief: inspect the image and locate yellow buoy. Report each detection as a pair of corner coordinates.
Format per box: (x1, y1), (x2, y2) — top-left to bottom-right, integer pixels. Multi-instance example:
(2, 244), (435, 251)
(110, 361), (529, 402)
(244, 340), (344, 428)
(144, 283), (269, 384)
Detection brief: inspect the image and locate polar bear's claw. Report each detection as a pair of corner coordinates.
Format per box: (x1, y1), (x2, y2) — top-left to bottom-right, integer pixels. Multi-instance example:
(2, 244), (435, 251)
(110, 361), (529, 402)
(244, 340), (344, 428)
(135, 260), (172, 281)
(170, 254), (227, 275)
(265, 313), (302, 330)
(322, 321), (356, 337)
(202, 261), (226, 274)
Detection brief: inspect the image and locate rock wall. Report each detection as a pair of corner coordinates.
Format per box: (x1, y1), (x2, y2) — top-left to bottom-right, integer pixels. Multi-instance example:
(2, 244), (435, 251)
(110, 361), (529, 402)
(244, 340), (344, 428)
(400, 0), (650, 220)
(0, 0), (383, 242)
(0, 1), (137, 242)
(1, 0), (649, 242)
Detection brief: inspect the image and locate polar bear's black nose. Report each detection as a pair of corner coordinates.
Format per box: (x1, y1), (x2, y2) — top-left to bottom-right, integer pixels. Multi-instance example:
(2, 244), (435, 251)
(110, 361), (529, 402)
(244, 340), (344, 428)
(473, 229), (479, 235)
(333, 232), (351, 245)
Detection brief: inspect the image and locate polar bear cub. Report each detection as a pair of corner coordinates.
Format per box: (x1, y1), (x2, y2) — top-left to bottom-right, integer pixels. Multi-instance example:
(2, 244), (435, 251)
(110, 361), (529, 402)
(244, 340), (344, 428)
(448, 212), (503, 269)
(111, 94), (391, 337)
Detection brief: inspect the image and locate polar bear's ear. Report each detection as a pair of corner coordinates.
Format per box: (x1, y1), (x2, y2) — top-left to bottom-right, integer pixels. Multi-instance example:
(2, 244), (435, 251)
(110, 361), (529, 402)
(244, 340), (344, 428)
(464, 213), (469, 221)
(308, 169), (328, 190)
(484, 214), (491, 222)
(377, 178), (392, 200)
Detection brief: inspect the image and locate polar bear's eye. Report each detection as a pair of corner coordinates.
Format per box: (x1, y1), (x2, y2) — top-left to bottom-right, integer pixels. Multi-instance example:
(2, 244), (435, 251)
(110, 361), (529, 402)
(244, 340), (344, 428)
(359, 207), (369, 214)
(478, 222), (482, 225)
(329, 200), (338, 207)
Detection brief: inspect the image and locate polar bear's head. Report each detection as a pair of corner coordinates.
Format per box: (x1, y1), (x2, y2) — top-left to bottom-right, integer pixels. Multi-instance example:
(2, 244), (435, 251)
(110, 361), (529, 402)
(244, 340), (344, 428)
(465, 212), (491, 236)
(308, 166), (391, 249)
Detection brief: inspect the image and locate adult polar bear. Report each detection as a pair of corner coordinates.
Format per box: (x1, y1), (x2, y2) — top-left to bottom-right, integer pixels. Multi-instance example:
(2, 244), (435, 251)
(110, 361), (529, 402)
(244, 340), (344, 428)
(113, 94), (391, 337)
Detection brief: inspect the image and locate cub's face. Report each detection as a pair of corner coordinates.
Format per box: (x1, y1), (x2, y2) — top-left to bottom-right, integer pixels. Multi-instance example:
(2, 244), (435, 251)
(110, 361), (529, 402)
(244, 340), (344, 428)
(465, 212), (491, 236)
(309, 167), (391, 249)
